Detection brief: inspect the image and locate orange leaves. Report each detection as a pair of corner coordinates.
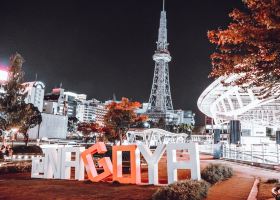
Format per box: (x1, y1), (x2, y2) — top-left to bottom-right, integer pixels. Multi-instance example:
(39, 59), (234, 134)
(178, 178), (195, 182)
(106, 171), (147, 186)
(104, 97), (147, 127)
(136, 114), (148, 123)
(103, 97), (148, 144)
(209, 26), (245, 46)
(208, 0), (280, 98)
(77, 122), (101, 136)
(105, 97), (141, 111)
(229, 9), (249, 23)
(207, 30), (219, 44)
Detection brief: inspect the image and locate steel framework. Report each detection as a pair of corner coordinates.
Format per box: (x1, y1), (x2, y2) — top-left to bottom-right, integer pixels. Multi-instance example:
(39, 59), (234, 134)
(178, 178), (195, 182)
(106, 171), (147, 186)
(197, 76), (280, 128)
(126, 128), (189, 147)
(148, 0), (173, 112)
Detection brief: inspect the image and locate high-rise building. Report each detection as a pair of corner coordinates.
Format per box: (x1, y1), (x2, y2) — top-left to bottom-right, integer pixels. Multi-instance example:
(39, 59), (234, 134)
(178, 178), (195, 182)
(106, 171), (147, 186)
(43, 88), (86, 117)
(44, 88), (108, 124)
(93, 100), (107, 125)
(76, 99), (94, 123)
(24, 81), (45, 112)
(44, 88), (65, 115)
(63, 91), (79, 117)
(76, 99), (107, 124)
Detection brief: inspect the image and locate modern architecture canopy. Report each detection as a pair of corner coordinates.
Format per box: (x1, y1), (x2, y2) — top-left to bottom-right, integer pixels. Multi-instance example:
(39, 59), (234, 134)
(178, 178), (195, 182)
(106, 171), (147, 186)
(198, 76), (280, 128)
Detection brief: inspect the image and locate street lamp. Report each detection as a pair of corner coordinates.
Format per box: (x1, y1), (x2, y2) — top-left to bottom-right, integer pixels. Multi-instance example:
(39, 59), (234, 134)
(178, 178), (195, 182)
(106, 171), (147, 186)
(10, 128), (18, 148)
(144, 122), (150, 128)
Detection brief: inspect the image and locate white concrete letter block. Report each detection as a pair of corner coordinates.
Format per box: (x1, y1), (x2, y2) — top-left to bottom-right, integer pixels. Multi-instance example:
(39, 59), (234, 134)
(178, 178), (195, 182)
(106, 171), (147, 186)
(166, 143), (200, 184)
(43, 148), (62, 179)
(61, 147), (85, 181)
(138, 144), (165, 185)
(31, 157), (45, 178)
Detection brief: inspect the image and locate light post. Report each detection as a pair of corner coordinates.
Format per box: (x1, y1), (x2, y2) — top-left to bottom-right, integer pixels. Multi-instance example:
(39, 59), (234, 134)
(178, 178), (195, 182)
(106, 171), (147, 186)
(10, 128), (18, 148)
(144, 122), (150, 129)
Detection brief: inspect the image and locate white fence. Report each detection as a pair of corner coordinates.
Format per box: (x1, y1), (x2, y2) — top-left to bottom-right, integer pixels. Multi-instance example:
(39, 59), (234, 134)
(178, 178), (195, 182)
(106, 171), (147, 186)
(191, 135), (213, 143)
(222, 144), (280, 165)
(4, 154), (42, 161)
(198, 144), (214, 154)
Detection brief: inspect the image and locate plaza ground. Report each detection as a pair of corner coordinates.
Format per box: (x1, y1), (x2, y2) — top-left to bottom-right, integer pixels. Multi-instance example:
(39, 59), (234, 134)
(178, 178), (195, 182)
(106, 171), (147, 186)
(0, 154), (278, 200)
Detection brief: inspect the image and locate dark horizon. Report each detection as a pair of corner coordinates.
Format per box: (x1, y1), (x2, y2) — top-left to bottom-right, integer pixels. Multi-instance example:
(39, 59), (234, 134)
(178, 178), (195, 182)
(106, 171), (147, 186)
(0, 0), (244, 125)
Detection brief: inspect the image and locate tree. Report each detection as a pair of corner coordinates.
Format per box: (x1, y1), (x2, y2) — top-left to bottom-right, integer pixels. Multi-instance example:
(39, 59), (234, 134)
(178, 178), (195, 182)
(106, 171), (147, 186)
(77, 122), (100, 143)
(157, 117), (166, 130)
(169, 123), (193, 135)
(68, 116), (78, 133)
(103, 97), (148, 145)
(19, 103), (42, 145)
(208, 0), (280, 98)
(0, 53), (42, 145)
(100, 126), (118, 144)
(178, 124), (193, 134)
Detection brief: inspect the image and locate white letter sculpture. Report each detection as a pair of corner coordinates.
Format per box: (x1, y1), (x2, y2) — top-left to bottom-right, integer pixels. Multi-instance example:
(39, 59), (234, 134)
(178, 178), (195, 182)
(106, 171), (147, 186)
(31, 157), (45, 178)
(138, 144), (165, 185)
(166, 142), (200, 184)
(60, 147), (85, 181)
(43, 148), (62, 179)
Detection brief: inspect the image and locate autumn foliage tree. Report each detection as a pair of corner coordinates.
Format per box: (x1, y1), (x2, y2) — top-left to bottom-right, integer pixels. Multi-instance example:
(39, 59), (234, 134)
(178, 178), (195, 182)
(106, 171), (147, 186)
(208, 0), (280, 98)
(0, 53), (42, 145)
(77, 122), (101, 143)
(103, 97), (148, 145)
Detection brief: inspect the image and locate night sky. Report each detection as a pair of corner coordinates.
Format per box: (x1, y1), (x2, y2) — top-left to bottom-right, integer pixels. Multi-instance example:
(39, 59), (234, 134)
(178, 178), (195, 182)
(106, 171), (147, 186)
(0, 0), (244, 125)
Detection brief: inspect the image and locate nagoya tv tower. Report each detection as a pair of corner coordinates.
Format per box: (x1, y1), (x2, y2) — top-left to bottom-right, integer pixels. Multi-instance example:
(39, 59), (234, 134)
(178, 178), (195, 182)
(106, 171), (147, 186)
(148, 0), (173, 116)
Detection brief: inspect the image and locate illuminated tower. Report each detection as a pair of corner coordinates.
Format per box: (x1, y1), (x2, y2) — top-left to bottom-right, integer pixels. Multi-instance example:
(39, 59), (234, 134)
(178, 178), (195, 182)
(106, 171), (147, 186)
(148, 0), (173, 114)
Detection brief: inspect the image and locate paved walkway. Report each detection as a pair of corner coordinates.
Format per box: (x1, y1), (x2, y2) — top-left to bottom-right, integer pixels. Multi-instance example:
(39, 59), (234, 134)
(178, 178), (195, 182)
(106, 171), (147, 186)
(203, 159), (280, 180)
(207, 176), (254, 200)
(201, 158), (280, 200)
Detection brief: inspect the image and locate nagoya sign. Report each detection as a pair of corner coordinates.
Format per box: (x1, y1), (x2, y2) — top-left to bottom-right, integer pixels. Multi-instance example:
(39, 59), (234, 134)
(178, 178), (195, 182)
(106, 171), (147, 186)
(31, 142), (200, 185)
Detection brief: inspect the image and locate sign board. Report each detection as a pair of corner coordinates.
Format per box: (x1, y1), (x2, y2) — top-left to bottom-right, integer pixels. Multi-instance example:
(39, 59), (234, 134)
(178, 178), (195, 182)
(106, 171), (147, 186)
(32, 142), (200, 185)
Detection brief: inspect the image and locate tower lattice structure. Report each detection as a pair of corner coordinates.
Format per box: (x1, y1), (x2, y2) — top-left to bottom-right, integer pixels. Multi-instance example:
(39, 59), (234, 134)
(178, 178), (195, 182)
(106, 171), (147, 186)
(148, 0), (173, 114)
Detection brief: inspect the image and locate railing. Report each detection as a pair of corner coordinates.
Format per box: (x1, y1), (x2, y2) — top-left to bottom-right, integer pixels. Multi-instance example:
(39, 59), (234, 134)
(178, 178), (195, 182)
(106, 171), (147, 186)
(198, 144), (214, 154)
(4, 154), (42, 161)
(191, 135), (213, 143)
(222, 144), (280, 165)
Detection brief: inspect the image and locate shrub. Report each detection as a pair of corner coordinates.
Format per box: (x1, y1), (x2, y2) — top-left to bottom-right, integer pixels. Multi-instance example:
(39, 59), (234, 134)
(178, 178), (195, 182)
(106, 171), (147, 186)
(0, 151), (4, 160)
(12, 145), (42, 154)
(267, 178), (279, 184)
(272, 184), (280, 200)
(201, 163), (233, 184)
(152, 180), (210, 200)
(0, 161), (31, 174)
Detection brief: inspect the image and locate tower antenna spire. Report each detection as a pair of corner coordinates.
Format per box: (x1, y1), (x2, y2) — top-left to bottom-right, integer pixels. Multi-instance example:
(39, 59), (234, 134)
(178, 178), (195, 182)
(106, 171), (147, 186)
(163, 0), (165, 11)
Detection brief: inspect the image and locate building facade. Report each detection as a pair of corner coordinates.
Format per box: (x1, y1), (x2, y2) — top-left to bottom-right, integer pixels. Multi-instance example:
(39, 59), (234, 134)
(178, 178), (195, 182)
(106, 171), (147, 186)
(24, 81), (45, 112)
(43, 88), (86, 118)
(76, 99), (107, 124)
(44, 88), (107, 124)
